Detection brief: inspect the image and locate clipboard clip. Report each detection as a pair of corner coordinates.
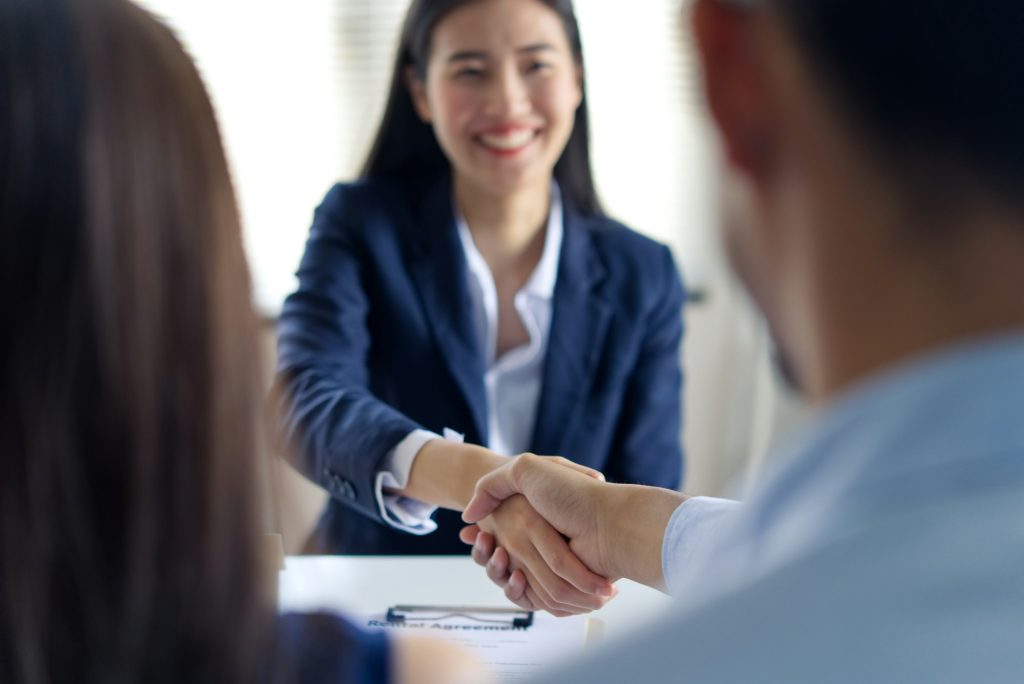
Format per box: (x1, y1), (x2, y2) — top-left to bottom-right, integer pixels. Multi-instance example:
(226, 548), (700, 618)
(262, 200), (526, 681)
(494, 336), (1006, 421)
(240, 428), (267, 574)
(386, 604), (534, 629)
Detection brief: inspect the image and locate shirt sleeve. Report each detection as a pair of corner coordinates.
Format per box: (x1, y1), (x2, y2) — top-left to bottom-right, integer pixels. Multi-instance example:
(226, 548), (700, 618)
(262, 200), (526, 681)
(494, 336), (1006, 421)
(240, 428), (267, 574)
(662, 496), (742, 596)
(374, 428), (465, 535)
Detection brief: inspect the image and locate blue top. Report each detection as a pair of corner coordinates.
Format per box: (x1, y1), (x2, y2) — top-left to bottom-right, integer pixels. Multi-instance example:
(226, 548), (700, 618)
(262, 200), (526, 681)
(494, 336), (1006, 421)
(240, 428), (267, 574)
(545, 331), (1024, 683)
(276, 613), (389, 684)
(277, 176), (685, 554)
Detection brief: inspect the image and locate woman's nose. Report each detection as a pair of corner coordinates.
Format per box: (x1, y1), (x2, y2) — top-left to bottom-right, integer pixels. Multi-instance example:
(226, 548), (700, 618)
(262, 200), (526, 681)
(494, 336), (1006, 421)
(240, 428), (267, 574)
(483, 64), (530, 118)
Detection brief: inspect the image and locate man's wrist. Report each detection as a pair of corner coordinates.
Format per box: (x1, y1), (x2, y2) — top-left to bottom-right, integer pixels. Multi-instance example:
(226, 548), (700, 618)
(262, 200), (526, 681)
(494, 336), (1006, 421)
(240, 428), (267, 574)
(601, 484), (689, 591)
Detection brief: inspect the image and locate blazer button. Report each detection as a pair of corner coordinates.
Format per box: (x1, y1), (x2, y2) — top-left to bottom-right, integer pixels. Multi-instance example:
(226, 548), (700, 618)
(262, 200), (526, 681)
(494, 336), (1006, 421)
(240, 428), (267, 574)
(340, 479), (356, 499)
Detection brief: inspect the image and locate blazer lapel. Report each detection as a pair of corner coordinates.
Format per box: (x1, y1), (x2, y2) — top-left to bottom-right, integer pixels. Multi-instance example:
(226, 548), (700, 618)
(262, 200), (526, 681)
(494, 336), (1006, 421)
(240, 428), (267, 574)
(530, 209), (612, 456)
(407, 178), (488, 444)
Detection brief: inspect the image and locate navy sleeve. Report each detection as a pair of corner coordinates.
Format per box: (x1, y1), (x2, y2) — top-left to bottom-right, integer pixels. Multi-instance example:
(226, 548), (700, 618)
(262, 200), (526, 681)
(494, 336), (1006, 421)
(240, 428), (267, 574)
(276, 612), (390, 684)
(276, 184), (422, 524)
(605, 244), (685, 489)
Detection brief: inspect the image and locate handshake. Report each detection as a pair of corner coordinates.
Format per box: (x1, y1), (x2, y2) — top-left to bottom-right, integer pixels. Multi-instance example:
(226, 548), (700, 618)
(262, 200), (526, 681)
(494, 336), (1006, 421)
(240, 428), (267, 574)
(455, 454), (688, 616)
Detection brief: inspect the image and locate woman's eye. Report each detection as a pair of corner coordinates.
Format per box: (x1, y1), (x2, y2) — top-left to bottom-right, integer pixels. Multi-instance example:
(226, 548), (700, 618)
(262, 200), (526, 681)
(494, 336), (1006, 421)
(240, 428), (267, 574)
(455, 67), (485, 79)
(526, 61), (551, 74)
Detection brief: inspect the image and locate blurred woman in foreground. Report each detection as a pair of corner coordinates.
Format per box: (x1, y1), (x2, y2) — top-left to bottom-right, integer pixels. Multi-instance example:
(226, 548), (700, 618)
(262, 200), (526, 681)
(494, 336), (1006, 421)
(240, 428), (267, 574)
(0, 0), (479, 682)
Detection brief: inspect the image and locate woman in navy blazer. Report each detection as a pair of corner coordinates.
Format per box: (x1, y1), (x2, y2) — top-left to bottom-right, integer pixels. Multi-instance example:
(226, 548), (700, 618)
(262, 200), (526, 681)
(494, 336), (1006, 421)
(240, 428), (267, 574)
(277, 0), (685, 610)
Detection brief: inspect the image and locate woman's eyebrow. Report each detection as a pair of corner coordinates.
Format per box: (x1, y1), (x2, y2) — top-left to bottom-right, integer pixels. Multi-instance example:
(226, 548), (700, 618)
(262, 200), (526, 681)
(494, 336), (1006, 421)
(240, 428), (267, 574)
(446, 42), (555, 63)
(448, 50), (489, 63)
(517, 43), (556, 55)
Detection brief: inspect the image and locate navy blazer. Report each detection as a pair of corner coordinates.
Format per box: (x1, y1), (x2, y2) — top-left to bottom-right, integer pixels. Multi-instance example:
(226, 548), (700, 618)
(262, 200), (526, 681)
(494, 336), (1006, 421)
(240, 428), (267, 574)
(277, 176), (685, 555)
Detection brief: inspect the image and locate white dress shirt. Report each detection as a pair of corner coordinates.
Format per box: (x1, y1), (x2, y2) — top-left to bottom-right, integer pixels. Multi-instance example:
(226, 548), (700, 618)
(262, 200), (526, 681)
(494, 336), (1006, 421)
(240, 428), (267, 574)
(374, 185), (564, 534)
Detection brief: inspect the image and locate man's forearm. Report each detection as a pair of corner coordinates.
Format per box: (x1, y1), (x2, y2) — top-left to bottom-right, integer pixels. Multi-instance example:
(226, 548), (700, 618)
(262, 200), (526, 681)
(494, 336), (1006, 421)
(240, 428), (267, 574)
(601, 484), (688, 591)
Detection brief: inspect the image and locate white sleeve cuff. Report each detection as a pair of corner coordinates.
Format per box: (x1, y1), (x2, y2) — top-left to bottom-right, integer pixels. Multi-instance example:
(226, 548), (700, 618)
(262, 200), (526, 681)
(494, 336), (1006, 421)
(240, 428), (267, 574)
(374, 428), (465, 535)
(662, 496), (742, 597)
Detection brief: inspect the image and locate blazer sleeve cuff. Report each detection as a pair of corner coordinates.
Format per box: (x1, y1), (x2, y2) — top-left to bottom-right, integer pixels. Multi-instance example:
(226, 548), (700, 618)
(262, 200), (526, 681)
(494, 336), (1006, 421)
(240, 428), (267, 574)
(373, 428), (466, 535)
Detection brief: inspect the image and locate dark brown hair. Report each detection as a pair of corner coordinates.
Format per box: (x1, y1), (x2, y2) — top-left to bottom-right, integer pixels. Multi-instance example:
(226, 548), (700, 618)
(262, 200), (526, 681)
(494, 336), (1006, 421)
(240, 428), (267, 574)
(361, 0), (603, 215)
(0, 0), (275, 681)
(773, 0), (1024, 209)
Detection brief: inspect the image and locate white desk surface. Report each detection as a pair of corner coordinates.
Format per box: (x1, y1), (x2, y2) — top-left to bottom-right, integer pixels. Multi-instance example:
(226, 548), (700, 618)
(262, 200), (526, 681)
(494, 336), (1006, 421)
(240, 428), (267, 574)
(279, 555), (674, 641)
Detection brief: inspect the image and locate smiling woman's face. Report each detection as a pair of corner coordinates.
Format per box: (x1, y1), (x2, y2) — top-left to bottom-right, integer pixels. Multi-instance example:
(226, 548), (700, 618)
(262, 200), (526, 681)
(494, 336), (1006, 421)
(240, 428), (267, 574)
(409, 0), (582, 198)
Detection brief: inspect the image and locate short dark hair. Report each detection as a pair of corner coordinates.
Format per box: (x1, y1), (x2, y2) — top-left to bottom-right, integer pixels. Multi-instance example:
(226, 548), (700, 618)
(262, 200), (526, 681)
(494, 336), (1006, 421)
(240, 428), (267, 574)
(361, 0), (603, 215)
(775, 0), (1024, 207)
(0, 0), (275, 681)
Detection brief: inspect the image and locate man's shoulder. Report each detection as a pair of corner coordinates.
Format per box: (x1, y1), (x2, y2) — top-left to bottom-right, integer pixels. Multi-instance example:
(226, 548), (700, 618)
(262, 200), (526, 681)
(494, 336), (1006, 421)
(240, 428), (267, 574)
(661, 493), (1024, 681)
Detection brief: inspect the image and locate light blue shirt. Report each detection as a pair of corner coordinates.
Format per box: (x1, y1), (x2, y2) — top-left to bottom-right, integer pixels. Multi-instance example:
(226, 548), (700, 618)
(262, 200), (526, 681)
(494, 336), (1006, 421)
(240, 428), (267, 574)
(544, 331), (1024, 683)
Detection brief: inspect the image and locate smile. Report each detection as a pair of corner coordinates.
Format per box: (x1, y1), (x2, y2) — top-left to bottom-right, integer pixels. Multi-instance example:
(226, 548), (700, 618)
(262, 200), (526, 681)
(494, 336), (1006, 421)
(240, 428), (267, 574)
(476, 128), (539, 155)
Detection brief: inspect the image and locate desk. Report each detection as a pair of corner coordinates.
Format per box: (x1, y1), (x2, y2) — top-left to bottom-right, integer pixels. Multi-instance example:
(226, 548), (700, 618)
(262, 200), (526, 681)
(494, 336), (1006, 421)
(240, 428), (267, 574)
(279, 555), (673, 641)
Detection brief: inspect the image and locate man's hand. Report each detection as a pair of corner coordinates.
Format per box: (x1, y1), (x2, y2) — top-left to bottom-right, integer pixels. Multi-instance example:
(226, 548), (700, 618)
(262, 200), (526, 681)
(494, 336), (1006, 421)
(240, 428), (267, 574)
(460, 455), (621, 612)
(463, 454), (688, 592)
(399, 442), (617, 613)
(459, 455), (618, 615)
(463, 455), (619, 578)
(463, 494), (616, 616)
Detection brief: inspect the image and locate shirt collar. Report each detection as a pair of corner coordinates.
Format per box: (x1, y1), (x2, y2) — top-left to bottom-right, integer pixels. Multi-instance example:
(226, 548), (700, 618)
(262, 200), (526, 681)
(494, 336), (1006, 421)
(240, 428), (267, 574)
(455, 182), (563, 301)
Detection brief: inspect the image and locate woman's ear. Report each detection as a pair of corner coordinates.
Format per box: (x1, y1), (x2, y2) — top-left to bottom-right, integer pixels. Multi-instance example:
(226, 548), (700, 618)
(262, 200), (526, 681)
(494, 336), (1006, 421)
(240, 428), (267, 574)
(573, 59), (584, 109)
(406, 65), (433, 123)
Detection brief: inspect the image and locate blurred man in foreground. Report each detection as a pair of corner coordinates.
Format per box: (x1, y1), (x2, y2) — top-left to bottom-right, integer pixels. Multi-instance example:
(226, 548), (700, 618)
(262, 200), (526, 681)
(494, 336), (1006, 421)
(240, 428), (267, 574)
(463, 0), (1024, 680)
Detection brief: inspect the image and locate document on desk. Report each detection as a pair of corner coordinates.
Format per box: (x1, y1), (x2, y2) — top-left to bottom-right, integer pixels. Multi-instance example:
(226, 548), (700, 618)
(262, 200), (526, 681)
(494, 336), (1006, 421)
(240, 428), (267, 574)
(360, 611), (591, 682)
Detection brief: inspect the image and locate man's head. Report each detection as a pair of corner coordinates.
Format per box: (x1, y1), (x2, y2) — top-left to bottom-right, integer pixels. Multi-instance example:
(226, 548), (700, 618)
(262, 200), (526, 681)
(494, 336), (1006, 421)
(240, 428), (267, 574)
(693, 0), (1024, 399)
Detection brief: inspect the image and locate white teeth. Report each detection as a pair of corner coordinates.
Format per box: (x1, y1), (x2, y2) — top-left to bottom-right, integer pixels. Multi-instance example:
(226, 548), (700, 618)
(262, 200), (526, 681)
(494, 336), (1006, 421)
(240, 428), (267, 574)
(479, 129), (535, 150)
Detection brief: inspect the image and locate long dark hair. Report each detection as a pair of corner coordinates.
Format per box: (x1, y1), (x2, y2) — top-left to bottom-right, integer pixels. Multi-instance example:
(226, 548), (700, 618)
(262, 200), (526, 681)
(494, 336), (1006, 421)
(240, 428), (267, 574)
(0, 0), (275, 681)
(361, 0), (603, 215)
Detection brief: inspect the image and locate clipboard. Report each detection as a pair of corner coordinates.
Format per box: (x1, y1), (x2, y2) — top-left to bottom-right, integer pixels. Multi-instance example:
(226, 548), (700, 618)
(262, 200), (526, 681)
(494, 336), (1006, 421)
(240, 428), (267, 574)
(384, 604), (603, 646)
(386, 604), (534, 629)
(365, 604), (602, 679)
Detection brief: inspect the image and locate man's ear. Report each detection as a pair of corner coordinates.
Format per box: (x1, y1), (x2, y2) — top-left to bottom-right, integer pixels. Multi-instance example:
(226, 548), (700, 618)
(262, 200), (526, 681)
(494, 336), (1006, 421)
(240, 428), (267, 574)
(692, 0), (776, 180)
(406, 66), (432, 123)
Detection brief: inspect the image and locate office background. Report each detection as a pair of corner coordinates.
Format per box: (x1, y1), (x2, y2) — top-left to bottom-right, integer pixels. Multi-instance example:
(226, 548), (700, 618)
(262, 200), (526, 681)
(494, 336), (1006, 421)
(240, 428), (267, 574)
(135, 0), (804, 550)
